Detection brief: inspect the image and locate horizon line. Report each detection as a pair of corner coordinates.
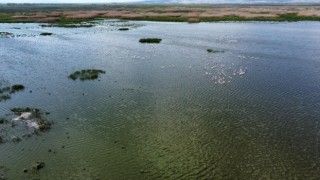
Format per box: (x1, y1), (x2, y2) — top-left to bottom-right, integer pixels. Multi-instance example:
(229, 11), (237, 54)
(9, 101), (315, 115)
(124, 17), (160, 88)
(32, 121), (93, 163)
(1, 2), (320, 4)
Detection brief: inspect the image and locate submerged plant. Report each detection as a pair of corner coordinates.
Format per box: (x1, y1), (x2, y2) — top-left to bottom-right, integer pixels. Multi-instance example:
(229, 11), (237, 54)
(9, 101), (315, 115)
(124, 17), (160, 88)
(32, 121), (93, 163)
(0, 94), (11, 102)
(32, 162), (45, 170)
(207, 49), (225, 53)
(69, 69), (106, 81)
(0, 136), (4, 144)
(0, 87), (10, 94)
(139, 38), (162, 44)
(0, 32), (14, 38)
(0, 117), (9, 124)
(118, 28), (129, 31)
(40, 32), (53, 36)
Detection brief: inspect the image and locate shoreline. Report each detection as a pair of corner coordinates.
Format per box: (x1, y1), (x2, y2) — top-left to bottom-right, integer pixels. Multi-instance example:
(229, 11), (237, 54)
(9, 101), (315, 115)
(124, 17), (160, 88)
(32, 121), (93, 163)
(1, 4), (320, 24)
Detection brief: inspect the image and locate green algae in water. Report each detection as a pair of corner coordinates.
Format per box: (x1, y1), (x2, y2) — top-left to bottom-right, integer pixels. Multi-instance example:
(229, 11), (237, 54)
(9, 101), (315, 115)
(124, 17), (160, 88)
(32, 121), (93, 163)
(69, 69), (106, 81)
(139, 38), (162, 44)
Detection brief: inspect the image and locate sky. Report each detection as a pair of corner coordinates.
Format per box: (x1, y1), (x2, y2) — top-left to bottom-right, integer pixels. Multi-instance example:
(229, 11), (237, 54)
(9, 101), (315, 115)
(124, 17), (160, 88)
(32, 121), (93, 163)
(0, 0), (143, 3)
(0, 0), (318, 3)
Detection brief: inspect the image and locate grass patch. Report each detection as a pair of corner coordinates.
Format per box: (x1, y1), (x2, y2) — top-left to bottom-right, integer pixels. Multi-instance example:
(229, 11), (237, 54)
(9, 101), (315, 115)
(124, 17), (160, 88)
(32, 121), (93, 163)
(11, 107), (37, 114)
(0, 84), (25, 102)
(199, 16), (269, 22)
(139, 38), (162, 44)
(0, 13), (13, 23)
(118, 27), (129, 31)
(127, 16), (188, 22)
(69, 69), (106, 81)
(0, 11), (319, 25)
(56, 16), (97, 27)
(277, 13), (320, 21)
(207, 49), (225, 53)
(11, 84), (25, 93)
(199, 13), (320, 22)
(40, 32), (53, 36)
(250, 11), (271, 14)
(111, 14), (320, 22)
(39, 16), (97, 28)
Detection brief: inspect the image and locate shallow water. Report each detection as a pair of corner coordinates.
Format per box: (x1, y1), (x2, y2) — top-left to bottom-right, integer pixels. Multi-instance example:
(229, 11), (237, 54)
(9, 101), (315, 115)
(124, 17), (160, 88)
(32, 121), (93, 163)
(1, 20), (320, 179)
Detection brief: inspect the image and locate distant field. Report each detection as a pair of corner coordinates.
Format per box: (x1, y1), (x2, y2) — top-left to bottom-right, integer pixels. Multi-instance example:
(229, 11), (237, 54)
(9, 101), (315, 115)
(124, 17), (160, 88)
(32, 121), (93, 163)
(0, 4), (320, 23)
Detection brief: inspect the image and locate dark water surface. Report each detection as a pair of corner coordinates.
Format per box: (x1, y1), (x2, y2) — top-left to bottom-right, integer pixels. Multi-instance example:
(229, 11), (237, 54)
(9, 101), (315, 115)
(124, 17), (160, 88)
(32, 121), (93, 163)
(1, 21), (320, 179)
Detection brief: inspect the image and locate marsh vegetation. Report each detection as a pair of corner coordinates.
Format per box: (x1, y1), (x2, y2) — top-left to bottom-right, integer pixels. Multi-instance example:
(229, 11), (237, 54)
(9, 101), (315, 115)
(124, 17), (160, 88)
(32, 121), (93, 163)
(40, 32), (53, 36)
(118, 28), (129, 31)
(0, 84), (25, 102)
(207, 49), (225, 53)
(139, 38), (162, 43)
(1, 4), (320, 24)
(11, 107), (52, 132)
(69, 69), (106, 81)
(10, 84), (25, 93)
(40, 23), (95, 28)
(1, 14), (320, 179)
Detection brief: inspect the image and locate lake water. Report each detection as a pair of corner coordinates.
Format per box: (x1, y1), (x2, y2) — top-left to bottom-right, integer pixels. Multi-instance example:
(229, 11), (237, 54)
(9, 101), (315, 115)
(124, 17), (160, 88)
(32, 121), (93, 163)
(1, 20), (320, 179)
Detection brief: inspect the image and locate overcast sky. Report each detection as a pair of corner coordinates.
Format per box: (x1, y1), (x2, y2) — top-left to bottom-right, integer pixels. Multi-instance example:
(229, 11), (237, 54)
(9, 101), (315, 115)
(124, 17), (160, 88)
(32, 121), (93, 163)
(0, 0), (317, 3)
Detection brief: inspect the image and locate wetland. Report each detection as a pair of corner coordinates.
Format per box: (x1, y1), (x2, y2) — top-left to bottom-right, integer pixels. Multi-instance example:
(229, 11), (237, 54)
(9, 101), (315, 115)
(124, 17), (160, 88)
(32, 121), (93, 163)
(0, 19), (320, 179)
